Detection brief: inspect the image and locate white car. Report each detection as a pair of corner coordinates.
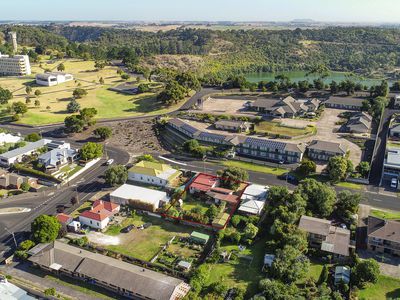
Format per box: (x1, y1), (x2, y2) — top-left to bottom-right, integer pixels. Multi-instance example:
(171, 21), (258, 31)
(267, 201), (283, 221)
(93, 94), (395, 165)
(106, 159), (114, 166)
(391, 178), (397, 189)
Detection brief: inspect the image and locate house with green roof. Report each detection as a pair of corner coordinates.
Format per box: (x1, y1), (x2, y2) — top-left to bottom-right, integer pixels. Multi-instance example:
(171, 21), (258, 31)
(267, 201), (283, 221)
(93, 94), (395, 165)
(128, 160), (181, 187)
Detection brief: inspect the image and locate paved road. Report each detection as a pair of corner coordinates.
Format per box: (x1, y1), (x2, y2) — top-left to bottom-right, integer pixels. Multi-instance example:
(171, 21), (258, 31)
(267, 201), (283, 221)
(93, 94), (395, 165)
(0, 143), (129, 259)
(159, 154), (400, 211)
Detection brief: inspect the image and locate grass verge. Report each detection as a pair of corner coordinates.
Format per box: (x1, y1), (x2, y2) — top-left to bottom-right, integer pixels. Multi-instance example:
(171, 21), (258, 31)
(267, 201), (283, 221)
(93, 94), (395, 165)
(220, 160), (286, 176)
(335, 181), (364, 190)
(370, 209), (400, 220)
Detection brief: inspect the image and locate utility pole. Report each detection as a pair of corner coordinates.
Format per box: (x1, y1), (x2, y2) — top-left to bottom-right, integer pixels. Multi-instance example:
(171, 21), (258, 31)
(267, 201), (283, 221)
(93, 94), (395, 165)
(5, 228), (17, 249)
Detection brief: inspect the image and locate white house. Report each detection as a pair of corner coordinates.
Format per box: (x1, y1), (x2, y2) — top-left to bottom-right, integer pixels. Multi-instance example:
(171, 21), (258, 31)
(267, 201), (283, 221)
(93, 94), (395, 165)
(78, 200), (120, 230)
(0, 133), (21, 146)
(238, 184), (269, 215)
(35, 72), (74, 86)
(38, 148), (78, 170)
(128, 160), (181, 187)
(110, 184), (170, 212)
(0, 139), (51, 167)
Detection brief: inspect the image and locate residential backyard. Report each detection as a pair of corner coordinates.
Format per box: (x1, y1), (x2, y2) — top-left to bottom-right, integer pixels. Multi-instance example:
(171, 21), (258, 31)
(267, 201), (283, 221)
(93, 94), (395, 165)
(0, 58), (182, 125)
(102, 214), (208, 261)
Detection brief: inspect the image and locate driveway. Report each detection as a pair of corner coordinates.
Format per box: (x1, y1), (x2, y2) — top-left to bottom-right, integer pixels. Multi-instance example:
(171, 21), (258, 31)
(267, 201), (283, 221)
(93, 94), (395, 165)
(279, 109), (362, 167)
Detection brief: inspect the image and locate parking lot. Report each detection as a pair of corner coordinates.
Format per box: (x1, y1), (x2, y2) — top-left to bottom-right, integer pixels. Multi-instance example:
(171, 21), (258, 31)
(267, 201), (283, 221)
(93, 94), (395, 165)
(200, 97), (257, 115)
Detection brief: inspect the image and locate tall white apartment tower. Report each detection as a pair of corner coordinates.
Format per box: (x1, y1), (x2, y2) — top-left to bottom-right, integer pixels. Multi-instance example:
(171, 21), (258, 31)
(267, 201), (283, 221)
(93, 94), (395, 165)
(8, 32), (18, 53)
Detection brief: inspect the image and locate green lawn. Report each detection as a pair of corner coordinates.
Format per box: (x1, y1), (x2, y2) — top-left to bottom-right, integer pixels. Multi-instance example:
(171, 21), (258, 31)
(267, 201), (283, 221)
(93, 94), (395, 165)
(220, 160), (286, 176)
(104, 214), (205, 261)
(0, 58), (185, 125)
(359, 275), (400, 300)
(335, 181), (364, 190)
(255, 121), (316, 137)
(370, 209), (400, 220)
(204, 236), (267, 296)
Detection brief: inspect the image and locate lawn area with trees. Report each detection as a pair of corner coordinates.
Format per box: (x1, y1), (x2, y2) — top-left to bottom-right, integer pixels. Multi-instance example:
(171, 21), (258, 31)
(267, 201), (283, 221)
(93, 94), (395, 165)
(0, 59), (182, 125)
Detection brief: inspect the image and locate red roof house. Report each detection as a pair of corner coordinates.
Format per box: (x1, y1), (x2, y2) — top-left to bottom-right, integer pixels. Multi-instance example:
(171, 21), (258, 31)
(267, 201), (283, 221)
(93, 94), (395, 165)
(78, 200), (120, 230)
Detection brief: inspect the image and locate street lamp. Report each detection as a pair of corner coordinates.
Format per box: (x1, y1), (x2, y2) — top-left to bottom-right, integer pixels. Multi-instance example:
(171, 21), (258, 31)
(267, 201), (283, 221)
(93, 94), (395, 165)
(4, 227), (17, 249)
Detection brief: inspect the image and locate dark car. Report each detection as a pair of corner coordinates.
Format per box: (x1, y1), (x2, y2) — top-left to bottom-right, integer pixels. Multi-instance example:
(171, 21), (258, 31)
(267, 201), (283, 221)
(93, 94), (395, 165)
(121, 225), (135, 233)
(143, 223), (152, 229)
(278, 172), (298, 184)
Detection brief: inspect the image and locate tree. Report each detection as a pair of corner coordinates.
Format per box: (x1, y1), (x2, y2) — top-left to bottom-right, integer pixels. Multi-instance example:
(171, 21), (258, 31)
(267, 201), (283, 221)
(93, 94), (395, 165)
(137, 154), (157, 162)
(67, 99), (80, 113)
(94, 60), (106, 70)
(0, 87), (13, 104)
(72, 88), (88, 99)
(335, 190), (361, 223)
(176, 72), (201, 93)
(31, 215), (61, 243)
(80, 107), (97, 126)
(137, 83), (150, 93)
(44, 288), (56, 296)
(20, 182), (30, 192)
(25, 132), (41, 142)
(352, 259), (380, 288)
(205, 204), (218, 220)
(296, 178), (336, 217)
(93, 126), (112, 140)
(34, 90), (41, 97)
(11, 102), (28, 115)
(217, 167), (249, 190)
(190, 265), (210, 293)
(327, 155), (353, 182)
(71, 196), (78, 206)
(271, 245), (310, 283)
(259, 279), (299, 300)
(18, 240), (35, 251)
(34, 99), (40, 107)
(64, 115), (85, 133)
(318, 264), (329, 284)
(157, 80), (186, 104)
(297, 159), (316, 176)
(25, 86), (32, 95)
(243, 223), (258, 239)
(356, 161), (370, 178)
(105, 165), (128, 186)
(99, 77), (105, 85)
(370, 96), (389, 119)
(121, 73), (130, 81)
(330, 81), (339, 94)
(57, 63), (65, 72)
(80, 142), (103, 161)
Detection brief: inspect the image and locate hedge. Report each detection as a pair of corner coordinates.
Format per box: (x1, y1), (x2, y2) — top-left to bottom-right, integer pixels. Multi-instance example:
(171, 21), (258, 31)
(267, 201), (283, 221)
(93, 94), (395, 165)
(13, 164), (62, 183)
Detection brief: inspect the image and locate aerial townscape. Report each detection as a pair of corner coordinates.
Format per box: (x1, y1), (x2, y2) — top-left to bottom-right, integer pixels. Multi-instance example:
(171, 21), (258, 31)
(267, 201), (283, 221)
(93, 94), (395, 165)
(1, 1), (400, 299)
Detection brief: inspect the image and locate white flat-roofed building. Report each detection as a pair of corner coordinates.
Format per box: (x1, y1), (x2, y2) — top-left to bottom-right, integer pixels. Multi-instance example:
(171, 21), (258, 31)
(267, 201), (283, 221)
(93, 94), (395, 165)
(0, 132), (21, 145)
(36, 72), (74, 86)
(0, 139), (51, 167)
(0, 275), (35, 300)
(238, 184), (269, 215)
(0, 52), (31, 76)
(110, 184), (170, 212)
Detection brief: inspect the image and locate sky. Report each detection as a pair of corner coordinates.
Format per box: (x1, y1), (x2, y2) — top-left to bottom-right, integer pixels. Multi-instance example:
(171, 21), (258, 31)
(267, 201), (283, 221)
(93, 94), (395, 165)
(1, 0), (400, 23)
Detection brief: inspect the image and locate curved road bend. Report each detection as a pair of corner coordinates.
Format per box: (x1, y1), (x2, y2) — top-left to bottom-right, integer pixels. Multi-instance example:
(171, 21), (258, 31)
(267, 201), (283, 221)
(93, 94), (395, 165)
(0, 145), (129, 256)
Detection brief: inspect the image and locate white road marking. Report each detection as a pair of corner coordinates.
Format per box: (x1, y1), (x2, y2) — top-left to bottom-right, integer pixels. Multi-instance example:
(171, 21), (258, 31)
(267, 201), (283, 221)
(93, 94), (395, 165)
(158, 156), (188, 166)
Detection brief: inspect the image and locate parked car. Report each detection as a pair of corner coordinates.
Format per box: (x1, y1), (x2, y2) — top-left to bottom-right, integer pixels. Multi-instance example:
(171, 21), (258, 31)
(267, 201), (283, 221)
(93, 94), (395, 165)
(278, 172), (298, 184)
(391, 178), (397, 189)
(106, 159), (114, 166)
(121, 225), (135, 233)
(143, 223), (152, 229)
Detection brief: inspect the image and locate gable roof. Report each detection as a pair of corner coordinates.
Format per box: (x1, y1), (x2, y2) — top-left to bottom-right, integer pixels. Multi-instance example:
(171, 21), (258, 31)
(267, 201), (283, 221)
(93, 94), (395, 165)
(0, 139), (51, 159)
(367, 216), (400, 243)
(307, 140), (346, 154)
(299, 215), (332, 236)
(129, 161), (180, 181)
(324, 96), (365, 107)
(56, 213), (72, 224)
(28, 241), (186, 300)
(79, 200), (120, 222)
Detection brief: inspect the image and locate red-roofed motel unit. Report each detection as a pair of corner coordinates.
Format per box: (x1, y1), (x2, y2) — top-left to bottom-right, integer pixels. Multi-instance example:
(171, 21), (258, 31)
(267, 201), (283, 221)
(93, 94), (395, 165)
(164, 172), (248, 230)
(78, 200), (120, 231)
